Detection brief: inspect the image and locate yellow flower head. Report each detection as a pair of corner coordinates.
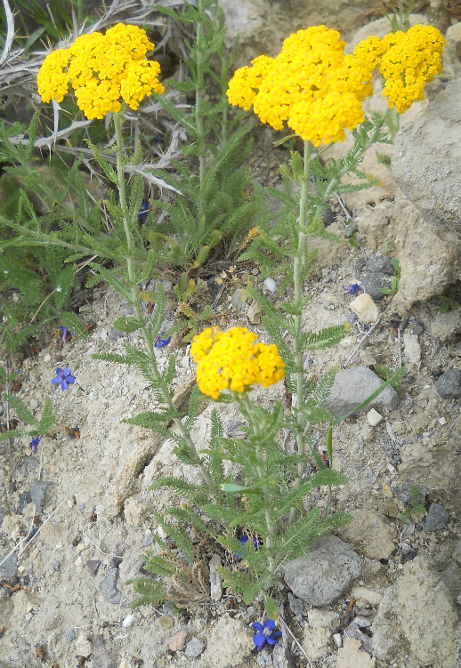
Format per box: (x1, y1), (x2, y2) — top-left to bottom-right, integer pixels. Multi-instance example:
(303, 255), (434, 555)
(354, 25), (445, 114)
(227, 25), (373, 146)
(191, 327), (285, 399)
(37, 23), (164, 119)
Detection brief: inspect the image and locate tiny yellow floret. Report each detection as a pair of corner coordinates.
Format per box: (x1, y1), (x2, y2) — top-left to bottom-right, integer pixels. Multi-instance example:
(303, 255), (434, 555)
(37, 23), (165, 119)
(191, 327), (285, 399)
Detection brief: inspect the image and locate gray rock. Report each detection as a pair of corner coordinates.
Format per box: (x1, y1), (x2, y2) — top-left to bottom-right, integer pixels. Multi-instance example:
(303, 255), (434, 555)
(283, 536), (361, 605)
(348, 311), (358, 324)
(355, 258), (366, 272)
(231, 289), (247, 311)
(66, 628), (76, 641)
(185, 638), (206, 659)
(30, 480), (48, 513)
(392, 78), (461, 250)
(0, 554), (18, 578)
(343, 221), (358, 238)
(424, 503), (450, 532)
(343, 622), (373, 654)
(264, 642), (294, 668)
(143, 533), (154, 547)
(366, 254), (395, 275)
(17, 491), (32, 514)
(361, 272), (392, 300)
(400, 544), (417, 561)
(99, 567), (122, 604)
(287, 592), (304, 621)
(435, 368), (461, 399)
(393, 483), (425, 506)
(326, 366), (398, 417)
(86, 560), (101, 577)
(109, 327), (123, 342)
(430, 310), (461, 341)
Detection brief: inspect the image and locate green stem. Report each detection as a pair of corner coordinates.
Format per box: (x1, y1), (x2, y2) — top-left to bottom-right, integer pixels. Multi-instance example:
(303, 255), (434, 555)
(195, 0), (206, 190)
(112, 112), (214, 490)
(289, 139), (312, 524)
(240, 394), (276, 572)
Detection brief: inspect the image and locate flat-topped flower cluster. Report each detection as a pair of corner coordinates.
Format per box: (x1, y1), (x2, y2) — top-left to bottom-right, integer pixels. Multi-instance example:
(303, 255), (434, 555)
(37, 23), (164, 119)
(191, 326), (285, 399)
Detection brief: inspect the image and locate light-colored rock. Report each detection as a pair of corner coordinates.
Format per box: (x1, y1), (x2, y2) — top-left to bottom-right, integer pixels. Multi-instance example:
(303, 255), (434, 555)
(326, 366), (398, 417)
(403, 333), (421, 364)
(209, 554), (222, 601)
(350, 586), (383, 607)
(198, 616), (253, 667)
(124, 496), (152, 527)
(340, 510), (396, 560)
(168, 629), (187, 652)
(337, 638), (376, 668)
(350, 293), (379, 323)
(284, 536), (361, 605)
(247, 299), (262, 324)
(366, 408), (383, 427)
(430, 309), (461, 341)
(303, 609), (340, 659)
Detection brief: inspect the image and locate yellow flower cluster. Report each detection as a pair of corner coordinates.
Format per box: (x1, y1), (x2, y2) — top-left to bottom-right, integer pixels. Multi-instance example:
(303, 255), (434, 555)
(227, 26), (374, 146)
(191, 327), (285, 399)
(37, 23), (164, 119)
(353, 25), (445, 113)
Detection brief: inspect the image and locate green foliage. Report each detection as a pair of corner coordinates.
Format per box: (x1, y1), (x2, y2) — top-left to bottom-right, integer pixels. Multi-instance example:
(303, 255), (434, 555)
(378, 257), (401, 295)
(439, 293), (461, 314)
(398, 485), (426, 524)
(0, 394), (55, 444)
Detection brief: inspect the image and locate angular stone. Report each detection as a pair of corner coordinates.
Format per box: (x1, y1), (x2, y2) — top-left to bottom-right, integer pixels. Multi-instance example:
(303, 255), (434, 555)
(0, 554), (18, 579)
(326, 366), (398, 417)
(168, 629), (187, 652)
(403, 333), (421, 364)
(337, 637), (376, 668)
(435, 368), (461, 399)
(30, 480), (48, 513)
(365, 254), (395, 275)
(343, 622), (373, 654)
(209, 553), (222, 601)
(350, 294), (379, 322)
(86, 560), (101, 577)
(361, 273), (392, 300)
(366, 408), (383, 427)
(284, 536), (361, 606)
(430, 310), (461, 341)
(185, 638), (205, 659)
(99, 567), (122, 604)
(424, 503), (450, 532)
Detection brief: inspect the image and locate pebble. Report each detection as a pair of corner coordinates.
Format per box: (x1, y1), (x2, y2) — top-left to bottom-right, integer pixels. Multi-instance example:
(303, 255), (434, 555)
(43, 354), (51, 363)
(184, 638), (206, 658)
(0, 554), (18, 579)
(366, 408), (383, 426)
(30, 480), (48, 514)
(343, 623), (373, 655)
(403, 333), (421, 364)
(209, 553), (222, 601)
(343, 221), (358, 238)
(158, 615), (174, 629)
(99, 567), (122, 604)
(326, 366), (398, 417)
(263, 277), (276, 293)
(66, 628), (76, 641)
(349, 293), (379, 322)
(361, 272), (391, 300)
(333, 633), (342, 648)
(168, 629), (187, 652)
(424, 503), (450, 531)
(284, 536), (361, 605)
(365, 254), (395, 275)
(288, 592), (304, 621)
(86, 560), (101, 577)
(435, 368), (461, 399)
(122, 614), (135, 628)
(143, 533), (154, 547)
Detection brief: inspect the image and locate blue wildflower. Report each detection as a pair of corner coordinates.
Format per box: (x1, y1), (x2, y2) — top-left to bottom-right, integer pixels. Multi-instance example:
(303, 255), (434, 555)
(30, 436), (41, 453)
(252, 620), (282, 651)
(138, 201), (149, 221)
(155, 332), (170, 348)
(52, 367), (75, 391)
(236, 534), (260, 558)
(343, 283), (360, 295)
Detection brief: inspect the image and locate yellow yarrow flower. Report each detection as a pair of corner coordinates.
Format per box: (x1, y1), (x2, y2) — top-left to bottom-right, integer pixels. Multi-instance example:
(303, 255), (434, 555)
(37, 23), (164, 119)
(191, 327), (285, 399)
(226, 25), (373, 146)
(354, 25), (445, 114)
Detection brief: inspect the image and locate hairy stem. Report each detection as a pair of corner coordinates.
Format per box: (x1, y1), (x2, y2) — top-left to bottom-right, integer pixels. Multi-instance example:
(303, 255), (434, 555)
(113, 112), (214, 490)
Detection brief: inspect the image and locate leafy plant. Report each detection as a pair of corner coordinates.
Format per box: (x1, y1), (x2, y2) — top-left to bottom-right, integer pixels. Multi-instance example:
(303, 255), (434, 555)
(378, 257), (401, 295)
(397, 485), (426, 524)
(0, 394), (55, 445)
(439, 293), (460, 314)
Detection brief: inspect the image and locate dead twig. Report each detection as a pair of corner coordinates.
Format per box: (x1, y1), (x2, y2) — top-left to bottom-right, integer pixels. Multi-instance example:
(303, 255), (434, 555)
(344, 317), (381, 367)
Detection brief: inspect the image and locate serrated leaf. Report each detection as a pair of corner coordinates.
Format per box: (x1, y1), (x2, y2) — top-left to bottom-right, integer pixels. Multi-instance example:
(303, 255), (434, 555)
(4, 393), (37, 426)
(113, 317), (144, 333)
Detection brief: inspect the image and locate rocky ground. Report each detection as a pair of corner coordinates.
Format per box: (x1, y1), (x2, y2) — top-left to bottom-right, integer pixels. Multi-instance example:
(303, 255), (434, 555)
(1, 5), (461, 668)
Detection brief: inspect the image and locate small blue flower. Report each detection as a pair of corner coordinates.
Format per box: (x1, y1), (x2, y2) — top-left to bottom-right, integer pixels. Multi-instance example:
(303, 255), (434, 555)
(30, 436), (41, 453)
(343, 283), (360, 295)
(155, 332), (170, 348)
(138, 201), (149, 221)
(236, 534), (260, 558)
(52, 367), (75, 391)
(252, 620), (282, 651)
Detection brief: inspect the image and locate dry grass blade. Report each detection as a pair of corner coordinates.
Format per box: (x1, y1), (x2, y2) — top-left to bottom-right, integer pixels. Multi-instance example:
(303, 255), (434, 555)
(0, 0), (14, 67)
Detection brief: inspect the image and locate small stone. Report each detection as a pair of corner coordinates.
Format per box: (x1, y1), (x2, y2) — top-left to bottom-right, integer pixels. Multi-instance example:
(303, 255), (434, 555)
(158, 615), (174, 629)
(430, 310), (461, 341)
(231, 289), (248, 310)
(86, 560), (101, 577)
(247, 299), (262, 324)
(366, 254), (395, 275)
(143, 533), (154, 547)
(344, 622), (373, 654)
(340, 510), (396, 560)
(354, 617), (372, 628)
(288, 592), (304, 621)
(424, 503), (450, 532)
(348, 311), (358, 323)
(99, 567), (122, 604)
(343, 221), (358, 238)
(209, 554), (222, 601)
(366, 409), (383, 426)
(75, 633), (92, 658)
(333, 633), (342, 648)
(185, 638), (206, 659)
(435, 368), (461, 399)
(30, 480), (48, 513)
(326, 366), (398, 417)
(0, 554), (18, 579)
(43, 354), (51, 363)
(337, 637), (375, 668)
(168, 629), (187, 652)
(284, 536), (361, 605)
(400, 543), (417, 561)
(263, 277), (276, 293)
(66, 628), (75, 641)
(350, 293), (379, 322)
(361, 273), (392, 301)
(403, 333), (421, 364)
(122, 614), (135, 628)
